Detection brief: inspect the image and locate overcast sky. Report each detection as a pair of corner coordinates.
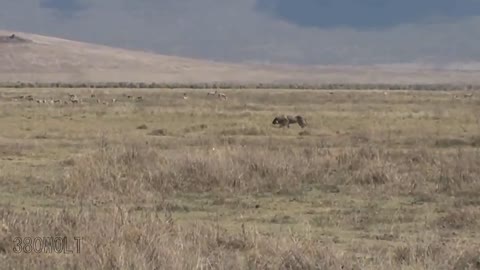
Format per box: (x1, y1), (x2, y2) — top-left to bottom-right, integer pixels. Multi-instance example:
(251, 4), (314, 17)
(1, 0), (480, 65)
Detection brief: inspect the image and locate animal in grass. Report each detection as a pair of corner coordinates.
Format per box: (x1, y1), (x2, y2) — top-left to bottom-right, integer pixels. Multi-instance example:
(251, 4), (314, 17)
(70, 97), (80, 104)
(272, 115), (307, 128)
(207, 90), (218, 96)
(207, 90), (227, 100)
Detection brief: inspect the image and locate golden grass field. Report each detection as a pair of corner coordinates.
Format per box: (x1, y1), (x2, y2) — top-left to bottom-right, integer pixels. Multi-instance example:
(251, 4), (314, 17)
(0, 87), (479, 269)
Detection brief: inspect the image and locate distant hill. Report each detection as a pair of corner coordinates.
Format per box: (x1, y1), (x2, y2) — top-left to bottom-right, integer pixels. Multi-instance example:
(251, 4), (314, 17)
(2, 30), (480, 85)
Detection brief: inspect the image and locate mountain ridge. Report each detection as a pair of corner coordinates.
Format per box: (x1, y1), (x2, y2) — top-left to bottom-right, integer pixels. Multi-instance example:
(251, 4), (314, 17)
(2, 30), (480, 84)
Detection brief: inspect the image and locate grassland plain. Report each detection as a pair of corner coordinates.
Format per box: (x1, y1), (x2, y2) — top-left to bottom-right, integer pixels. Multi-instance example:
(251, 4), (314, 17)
(0, 87), (479, 269)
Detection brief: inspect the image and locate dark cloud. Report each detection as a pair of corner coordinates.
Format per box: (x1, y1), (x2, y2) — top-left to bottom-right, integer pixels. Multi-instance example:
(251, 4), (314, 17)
(255, 0), (480, 29)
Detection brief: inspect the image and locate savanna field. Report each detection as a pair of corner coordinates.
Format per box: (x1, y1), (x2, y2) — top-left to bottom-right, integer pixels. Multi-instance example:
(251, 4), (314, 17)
(0, 87), (479, 269)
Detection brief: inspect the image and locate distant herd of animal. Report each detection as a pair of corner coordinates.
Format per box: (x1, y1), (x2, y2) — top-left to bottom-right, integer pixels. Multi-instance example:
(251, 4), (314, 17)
(11, 93), (145, 105)
(9, 90), (308, 129)
(10, 89), (478, 130)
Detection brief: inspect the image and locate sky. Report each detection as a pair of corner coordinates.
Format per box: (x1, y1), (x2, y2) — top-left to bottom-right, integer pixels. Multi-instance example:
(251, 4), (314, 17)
(1, 0), (480, 65)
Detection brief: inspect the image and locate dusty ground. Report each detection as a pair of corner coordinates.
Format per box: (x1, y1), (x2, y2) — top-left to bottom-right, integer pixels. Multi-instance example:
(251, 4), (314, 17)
(0, 88), (479, 269)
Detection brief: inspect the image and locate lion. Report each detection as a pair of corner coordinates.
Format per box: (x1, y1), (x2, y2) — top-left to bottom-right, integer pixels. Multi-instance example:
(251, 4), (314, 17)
(272, 115), (307, 128)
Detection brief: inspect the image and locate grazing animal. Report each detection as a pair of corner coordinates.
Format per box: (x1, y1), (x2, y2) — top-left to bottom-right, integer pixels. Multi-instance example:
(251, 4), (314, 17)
(217, 93), (227, 100)
(464, 93), (474, 98)
(111, 98), (116, 103)
(91, 94), (96, 98)
(207, 90), (218, 97)
(272, 115), (307, 129)
(183, 93), (188, 100)
(54, 99), (61, 103)
(136, 96), (143, 101)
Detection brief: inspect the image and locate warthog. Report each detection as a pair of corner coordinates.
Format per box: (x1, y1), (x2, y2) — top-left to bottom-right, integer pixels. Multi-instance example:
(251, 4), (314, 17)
(272, 115), (307, 128)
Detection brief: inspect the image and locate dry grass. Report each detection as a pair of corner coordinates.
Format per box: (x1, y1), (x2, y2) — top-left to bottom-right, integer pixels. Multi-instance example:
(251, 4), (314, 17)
(0, 87), (480, 269)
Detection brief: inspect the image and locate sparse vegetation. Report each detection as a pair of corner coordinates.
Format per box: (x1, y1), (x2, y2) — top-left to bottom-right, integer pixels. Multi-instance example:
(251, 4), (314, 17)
(1, 87), (479, 269)
(148, 129), (167, 136)
(1, 81), (480, 91)
(136, 124), (148, 130)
